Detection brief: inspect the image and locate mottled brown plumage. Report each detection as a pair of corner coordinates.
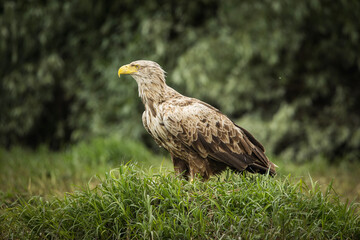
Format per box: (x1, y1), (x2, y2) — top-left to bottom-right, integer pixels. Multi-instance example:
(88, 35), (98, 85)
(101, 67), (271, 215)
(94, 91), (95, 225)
(118, 60), (277, 180)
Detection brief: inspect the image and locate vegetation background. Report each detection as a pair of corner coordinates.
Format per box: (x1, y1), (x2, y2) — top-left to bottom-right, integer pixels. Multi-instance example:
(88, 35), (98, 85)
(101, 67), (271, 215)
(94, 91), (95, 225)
(1, 0), (359, 162)
(1, 0), (360, 238)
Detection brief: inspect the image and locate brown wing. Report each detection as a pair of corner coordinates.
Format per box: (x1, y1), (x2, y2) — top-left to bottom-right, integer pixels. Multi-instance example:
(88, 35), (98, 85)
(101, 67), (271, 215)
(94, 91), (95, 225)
(162, 99), (276, 176)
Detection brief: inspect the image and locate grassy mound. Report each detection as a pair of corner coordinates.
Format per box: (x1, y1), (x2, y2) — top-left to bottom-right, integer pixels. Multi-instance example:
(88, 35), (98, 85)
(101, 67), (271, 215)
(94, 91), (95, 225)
(1, 165), (359, 239)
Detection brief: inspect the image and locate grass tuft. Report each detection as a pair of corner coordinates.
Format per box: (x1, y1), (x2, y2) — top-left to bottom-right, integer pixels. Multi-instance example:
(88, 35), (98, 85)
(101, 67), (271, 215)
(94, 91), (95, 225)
(1, 164), (359, 239)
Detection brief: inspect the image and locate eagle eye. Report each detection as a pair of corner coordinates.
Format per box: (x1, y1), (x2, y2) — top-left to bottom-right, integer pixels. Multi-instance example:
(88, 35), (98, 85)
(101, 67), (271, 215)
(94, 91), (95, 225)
(131, 64), (140, 69)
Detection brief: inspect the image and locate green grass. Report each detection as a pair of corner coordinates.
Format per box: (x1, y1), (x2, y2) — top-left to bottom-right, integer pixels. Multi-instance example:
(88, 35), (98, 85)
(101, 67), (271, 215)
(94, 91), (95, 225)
(275, 157), (360, 202)
(1, 137), (360, 239)
(1, 165), (359, 239)
(0, 137), (170, 198)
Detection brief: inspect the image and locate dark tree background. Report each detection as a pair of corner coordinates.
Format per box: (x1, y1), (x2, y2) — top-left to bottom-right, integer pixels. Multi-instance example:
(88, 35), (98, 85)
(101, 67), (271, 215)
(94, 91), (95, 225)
(1, 0), (359, 162)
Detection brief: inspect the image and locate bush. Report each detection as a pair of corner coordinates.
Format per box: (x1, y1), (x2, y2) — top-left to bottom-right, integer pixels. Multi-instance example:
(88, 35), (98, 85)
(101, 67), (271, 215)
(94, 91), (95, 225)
(1, 0), (359, 161)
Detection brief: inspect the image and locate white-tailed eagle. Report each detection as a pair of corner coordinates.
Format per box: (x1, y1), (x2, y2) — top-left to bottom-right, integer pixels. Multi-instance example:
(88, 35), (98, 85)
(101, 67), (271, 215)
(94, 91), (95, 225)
(118, 60), (276, 180)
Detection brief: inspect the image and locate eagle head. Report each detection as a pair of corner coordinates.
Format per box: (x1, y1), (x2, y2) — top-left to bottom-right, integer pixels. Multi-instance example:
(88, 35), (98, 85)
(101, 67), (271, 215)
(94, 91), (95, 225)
(118, 60), (166, 84)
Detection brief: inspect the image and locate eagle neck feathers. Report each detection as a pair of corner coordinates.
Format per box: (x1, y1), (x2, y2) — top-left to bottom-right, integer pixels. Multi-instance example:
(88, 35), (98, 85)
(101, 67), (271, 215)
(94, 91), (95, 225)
(133, 73), (180, 117)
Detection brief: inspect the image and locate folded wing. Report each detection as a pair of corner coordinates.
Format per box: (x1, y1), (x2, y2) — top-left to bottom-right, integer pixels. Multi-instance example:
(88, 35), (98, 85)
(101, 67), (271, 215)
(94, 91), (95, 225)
(162, 99), (276, 176)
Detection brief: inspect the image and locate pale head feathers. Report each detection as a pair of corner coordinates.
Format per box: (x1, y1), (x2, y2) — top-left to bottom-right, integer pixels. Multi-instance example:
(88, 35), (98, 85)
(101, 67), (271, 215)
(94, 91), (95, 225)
(119, 60), (175, 104)
(128, 60), (166, 85)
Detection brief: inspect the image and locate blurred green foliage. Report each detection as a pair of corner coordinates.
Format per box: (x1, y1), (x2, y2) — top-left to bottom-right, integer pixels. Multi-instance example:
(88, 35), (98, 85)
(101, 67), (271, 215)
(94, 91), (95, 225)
(1, 0), (359, 162)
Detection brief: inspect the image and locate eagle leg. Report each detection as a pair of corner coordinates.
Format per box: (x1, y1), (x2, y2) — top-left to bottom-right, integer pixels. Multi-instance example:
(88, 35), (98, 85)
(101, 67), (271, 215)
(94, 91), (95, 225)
(189, 157), (212, 182)
(171, 155), (190, 181)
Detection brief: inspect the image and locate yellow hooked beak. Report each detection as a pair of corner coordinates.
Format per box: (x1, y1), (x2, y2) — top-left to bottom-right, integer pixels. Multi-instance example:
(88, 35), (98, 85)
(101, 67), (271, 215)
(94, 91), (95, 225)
(118, 64), (138, 77)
